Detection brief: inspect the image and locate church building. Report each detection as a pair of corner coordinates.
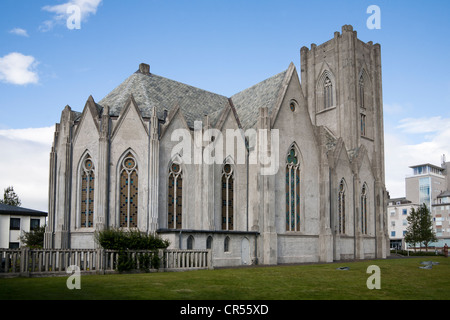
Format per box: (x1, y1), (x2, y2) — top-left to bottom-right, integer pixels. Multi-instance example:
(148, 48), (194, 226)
(44, 25), (389, 266)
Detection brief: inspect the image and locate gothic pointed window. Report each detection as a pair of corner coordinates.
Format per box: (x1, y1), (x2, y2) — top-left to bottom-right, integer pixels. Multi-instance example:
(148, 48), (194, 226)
(338, 179), (346, 234)
(80, 155), (94, 228)
(119, 152), (138, 228)
(286, 147), (300, 231)
(222, 164), (234, 231)
(359, 76), (365, 109)
(168, 162), (182, 229)
(206, 236), (213, 250)
(361, 113), (366, 136)
(361, 183), (368, 235)
(324, 76), (333, 109)
(187, 235), (194, 250)
(224, 236), (230, 252)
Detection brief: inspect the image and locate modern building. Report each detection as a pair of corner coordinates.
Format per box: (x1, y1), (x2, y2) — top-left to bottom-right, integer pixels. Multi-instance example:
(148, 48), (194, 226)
(387, 197), (418, 250)
(45, 25), (389, 266)
(0, 203), (47, 248)
(393, 160), (450, 250)
(405, 163), (446, 209)
(431, 191), (450, 247)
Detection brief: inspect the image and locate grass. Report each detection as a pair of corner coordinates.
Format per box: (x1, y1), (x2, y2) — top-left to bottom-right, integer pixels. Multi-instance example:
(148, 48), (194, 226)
(0, 257), (449, 300)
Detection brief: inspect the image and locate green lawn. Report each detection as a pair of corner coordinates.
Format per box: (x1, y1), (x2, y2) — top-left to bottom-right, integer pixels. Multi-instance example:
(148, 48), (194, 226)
(0, 257), (449, 300)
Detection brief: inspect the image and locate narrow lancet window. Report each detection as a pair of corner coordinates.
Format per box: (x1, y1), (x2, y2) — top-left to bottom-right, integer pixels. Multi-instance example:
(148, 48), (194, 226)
(359, 76), (365, 109)
(361, 184), (368, 235)
(168, 162), (182, 229)
(324, 77), (333, 109)
(221, 164), (234, 231)
(119, 153), (138, 228)
(286, 147), (300, 231)
(81, 156), (94, 228)
(338, 179), (346, 234)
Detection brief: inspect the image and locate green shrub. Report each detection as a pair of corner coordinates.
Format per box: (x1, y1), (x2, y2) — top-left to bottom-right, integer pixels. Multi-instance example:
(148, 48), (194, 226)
(95, 229), (170, 272)
(94, 228), (170, 251)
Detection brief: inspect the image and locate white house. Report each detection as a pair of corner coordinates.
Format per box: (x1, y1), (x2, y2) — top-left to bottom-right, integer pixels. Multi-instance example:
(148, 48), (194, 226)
(0, 203), (47, 248)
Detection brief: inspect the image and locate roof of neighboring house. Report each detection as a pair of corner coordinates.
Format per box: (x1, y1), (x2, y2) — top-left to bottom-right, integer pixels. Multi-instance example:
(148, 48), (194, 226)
(0, 203), (47, 217)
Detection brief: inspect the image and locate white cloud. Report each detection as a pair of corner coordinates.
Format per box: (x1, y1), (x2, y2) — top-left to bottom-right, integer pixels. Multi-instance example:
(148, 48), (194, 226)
(0, 126), (54, 212)
(385, 116), (450, 198)
(9, 28), (29, 37)
(41, 0), (102, 31)
(0, 52), (39, 85)
(396, 116), (450, 134)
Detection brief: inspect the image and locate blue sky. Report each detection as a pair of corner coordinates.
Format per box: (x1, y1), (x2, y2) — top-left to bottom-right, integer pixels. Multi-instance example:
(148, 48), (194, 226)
(0, 0), (450, 209)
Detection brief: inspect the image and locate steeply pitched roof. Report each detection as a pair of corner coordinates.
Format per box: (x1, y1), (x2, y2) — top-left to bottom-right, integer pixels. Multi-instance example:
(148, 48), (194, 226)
(99, 69), (230, 128)
(97, 64), (292, 130)
(0, 203), (47, 217)
(230, 69), (288, 130)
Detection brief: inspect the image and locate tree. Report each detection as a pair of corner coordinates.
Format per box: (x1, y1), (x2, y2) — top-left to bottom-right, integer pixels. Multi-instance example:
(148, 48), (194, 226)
(20, 225), (46, 249)
(0, 186), (21, 207)
(405, 206), (421, 252)
(404, 204), (437, 252)
(419, 204), (437, 251)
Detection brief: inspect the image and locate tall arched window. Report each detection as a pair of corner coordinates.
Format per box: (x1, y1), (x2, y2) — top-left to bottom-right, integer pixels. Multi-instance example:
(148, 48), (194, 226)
(286, 147), (300, 231)
(361, 183), (368, 235)
(324, 76), (333, 109)
(80, 155), (94, 228)
(338, 179), (346, 234)
(168, 162), (182, 229)
(359, 76), (365, 109)
(187, 235), (194, 249)
(206, 236), (213, 250)
(224, 236), (230, 252)
(222, 164), (234, 231)
(119, 152), (138, 228)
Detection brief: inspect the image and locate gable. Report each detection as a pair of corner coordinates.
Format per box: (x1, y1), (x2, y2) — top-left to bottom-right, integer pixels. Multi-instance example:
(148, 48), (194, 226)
(111, 95), (149, 143)
(73, 96), (100, 146)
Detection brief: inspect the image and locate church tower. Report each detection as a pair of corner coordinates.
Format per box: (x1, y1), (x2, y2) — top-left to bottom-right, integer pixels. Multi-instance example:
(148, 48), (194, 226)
(300, 25), (388, 258)
(300, 24), (384, 182)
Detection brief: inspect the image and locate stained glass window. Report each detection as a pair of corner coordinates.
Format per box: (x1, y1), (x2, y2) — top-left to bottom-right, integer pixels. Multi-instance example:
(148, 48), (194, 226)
(286, 147), (300, 231)
(338, 179), (346, 234)
(168, 162), (182, 229)
(361, 183), (368, 235)
(81, 155), (94, 228)
(222, 164), (234, 231)
(119, 152), (138, 228)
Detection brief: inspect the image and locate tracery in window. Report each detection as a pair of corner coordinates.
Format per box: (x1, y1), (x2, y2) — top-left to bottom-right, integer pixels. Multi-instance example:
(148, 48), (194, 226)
(324, 76), (333, 109)
(286, 147), (300, 232)
(338, 179), (346, 234)
(81, 155), (94, 228)
(361, 183), (368, 235)
(222, 164), (234, 231)
(119, 152), (138, 228)
(168, 162), (183, 229)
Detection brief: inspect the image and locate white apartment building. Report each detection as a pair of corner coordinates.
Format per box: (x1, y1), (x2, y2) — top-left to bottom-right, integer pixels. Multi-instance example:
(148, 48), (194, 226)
(387, 197), (418, 250)
(431, 191), (450, 247)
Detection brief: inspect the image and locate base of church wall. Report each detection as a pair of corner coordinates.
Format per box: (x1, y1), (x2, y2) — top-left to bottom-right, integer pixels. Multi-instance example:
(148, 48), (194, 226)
(71, 232), (96, 249)
(277, 234), (320, 264)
